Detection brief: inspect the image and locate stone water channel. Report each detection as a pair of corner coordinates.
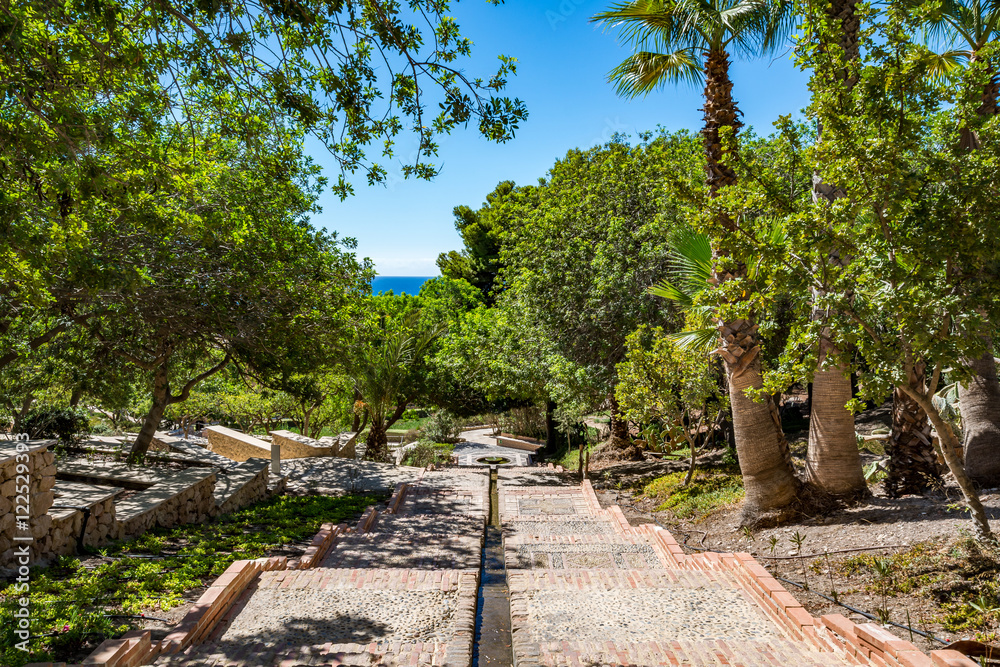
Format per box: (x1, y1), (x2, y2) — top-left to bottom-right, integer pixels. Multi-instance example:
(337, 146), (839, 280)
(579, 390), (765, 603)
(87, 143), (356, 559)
(472, 465), (513, 667)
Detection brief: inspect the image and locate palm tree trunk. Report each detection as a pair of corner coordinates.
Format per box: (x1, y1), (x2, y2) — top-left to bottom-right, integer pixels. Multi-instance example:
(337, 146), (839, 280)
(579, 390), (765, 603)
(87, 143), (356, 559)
(954, 73), (1000, 481)
(703, 49), (798, 521)
(806, 338), (865, 495)
(885, 364), (939, 496)
(960, 349), (1000, 485)
(805, 0), (865, 497)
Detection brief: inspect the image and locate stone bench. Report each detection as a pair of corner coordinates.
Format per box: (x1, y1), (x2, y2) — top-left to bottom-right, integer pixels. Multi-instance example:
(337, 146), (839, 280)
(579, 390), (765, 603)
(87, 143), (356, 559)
(56, 459), (172, 489)
(115, 467), (217, 538)
(267, 430), (338, 459)
(50, 481), (120, 553)
(152, 432), (238, 468)
(496, 436), (544, 452)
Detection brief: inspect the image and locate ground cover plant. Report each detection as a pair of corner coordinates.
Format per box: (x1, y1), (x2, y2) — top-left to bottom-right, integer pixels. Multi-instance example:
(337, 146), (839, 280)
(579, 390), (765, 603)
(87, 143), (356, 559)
(0, 493), (375, 667)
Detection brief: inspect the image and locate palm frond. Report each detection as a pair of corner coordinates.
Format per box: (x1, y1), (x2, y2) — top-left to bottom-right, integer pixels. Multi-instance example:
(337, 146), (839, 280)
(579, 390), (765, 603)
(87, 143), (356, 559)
(608, 49), (704, 95)
(666, 227), (714, 295)
(667, 327), (719, 351)
(648, 278), (693, 306)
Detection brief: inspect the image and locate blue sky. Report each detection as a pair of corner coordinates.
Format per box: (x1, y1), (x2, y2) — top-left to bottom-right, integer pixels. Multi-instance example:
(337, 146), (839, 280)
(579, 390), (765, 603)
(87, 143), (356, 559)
(310, 0), (812, 276)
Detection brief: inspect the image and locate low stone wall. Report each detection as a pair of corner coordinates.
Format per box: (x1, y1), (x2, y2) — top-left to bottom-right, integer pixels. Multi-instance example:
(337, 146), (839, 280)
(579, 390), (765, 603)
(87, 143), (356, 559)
(48, 491), (118, 559)
(1, 440), (57, 569)
(268, 430), (337, 459)
(215, 459), (270, 515)
(204, 425), (271, 462)
(116, 468), (216, 539)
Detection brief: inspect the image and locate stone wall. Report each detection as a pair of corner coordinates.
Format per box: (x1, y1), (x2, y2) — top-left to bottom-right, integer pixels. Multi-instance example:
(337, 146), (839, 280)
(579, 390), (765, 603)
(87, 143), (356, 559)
(267, 430), (338, 459)
(215, 459), (270, 515)
(204, 425), (271, 462)
(0, 440), (57, 568)
(48, 492), (118, 559)
(116, 468), (217, 539)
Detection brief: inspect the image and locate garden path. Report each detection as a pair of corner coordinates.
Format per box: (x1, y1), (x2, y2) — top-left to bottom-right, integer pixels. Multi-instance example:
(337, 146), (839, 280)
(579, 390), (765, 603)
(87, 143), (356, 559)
(149, 465), (956, 667)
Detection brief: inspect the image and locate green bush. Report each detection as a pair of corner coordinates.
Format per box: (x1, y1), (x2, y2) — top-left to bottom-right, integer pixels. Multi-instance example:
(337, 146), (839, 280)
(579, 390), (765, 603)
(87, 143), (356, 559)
(400, 442), (455, 467)
(21, 408), (90, 442)
(420, 410), (462, 443)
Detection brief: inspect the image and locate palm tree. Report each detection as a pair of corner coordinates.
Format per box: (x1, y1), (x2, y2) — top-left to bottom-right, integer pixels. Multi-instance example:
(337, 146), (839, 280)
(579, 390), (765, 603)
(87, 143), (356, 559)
(354, 318), (441, 462)
(594, 0), (799, 523)
(804, 0), (867, 497)
(921, 0), (1000, 484)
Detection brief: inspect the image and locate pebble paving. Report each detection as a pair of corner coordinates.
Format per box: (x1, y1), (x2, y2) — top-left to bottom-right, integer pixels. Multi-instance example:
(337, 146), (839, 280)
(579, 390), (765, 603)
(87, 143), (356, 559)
(218, 587), (460, 645)
(522, 588), (780, 642)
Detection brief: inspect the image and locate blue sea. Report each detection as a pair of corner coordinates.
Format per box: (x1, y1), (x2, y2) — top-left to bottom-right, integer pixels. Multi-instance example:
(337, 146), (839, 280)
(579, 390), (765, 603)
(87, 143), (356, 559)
(371, 276), (435, 295)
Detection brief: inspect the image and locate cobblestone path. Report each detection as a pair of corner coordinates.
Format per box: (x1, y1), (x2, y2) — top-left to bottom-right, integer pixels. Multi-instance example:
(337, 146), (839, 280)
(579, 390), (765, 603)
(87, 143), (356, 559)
(146, 465), (955, 667)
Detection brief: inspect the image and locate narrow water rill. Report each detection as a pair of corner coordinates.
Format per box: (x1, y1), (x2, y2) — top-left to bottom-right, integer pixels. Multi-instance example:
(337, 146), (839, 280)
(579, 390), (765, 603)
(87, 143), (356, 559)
(473, 465), (513, 666)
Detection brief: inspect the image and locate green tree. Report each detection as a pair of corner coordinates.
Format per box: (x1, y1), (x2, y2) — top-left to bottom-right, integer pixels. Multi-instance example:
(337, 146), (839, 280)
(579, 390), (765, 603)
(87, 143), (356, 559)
(354, 309), (443, 462)
(437, 181), (520, 303)
(594, 0), (800, 520)
(736, 5), (1000, 539)
(499, 132), (699, 459)
(617, 326), (727, 484)
(87, 131), (370, 462)
(918, 0), (1000, 484)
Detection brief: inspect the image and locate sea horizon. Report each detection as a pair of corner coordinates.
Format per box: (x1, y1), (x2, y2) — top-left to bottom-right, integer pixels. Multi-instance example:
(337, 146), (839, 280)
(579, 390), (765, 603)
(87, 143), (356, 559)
(370, 275), (436, 296)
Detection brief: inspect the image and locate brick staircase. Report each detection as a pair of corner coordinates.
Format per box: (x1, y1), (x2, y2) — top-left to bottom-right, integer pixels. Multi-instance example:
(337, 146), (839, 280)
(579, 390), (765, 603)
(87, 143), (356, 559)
(498, 478), (960, 667)
(57, 469), (966, 667)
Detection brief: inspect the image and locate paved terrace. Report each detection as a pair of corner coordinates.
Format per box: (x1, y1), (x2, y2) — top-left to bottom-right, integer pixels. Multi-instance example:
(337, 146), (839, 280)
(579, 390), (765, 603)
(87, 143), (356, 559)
(65, 464), (965, 667)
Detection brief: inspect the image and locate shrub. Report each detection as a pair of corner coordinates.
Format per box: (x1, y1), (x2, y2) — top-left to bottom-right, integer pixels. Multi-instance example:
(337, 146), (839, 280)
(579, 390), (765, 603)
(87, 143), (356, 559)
(420, 410), (462, 443)
(21, 408), (90, 443)
(400, 442), (454, 467)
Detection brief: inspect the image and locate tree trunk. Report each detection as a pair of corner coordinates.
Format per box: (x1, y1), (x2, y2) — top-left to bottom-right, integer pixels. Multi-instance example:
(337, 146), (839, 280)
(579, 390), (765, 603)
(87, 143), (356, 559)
(720, 318), (800, 521)
(702, 48), (799, 522)
(902, 384), (993, 542)
(806, 341), (865, 496)
(805, 0), (864, 498)
(545, 399), (557, 453)
(960, 350), (1000, 485)
(365, 422), (390, 463)
(885, 365), (939, 497)
(129, 370), (170, 463)
(12, 394), (34, 434)
(69, 387), (83, 407)
(351, 389), (363, 432)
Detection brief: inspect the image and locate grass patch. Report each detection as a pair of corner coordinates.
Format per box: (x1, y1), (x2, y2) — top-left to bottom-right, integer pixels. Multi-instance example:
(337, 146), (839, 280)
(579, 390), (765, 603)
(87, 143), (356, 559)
(641, 466), (744, 520)
(0, 493), (375, 667)
(388, 417), (431, 432)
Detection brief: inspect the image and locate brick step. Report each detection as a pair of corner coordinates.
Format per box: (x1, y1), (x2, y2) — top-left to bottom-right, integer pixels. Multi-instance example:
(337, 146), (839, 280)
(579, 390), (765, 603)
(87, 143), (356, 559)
(504, 533), (674, 570)
(367, 511), (485, 536)
(514, 638), (859, 667)
(501, 517), (618, 538)
(322, 533), (482, 569)
(154, 639), (450, 666)
(393, 487), (487, 518)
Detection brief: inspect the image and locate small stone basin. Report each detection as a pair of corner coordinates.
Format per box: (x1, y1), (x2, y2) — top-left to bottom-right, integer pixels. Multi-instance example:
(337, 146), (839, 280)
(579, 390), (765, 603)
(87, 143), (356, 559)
(477, 456), (511, 465)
